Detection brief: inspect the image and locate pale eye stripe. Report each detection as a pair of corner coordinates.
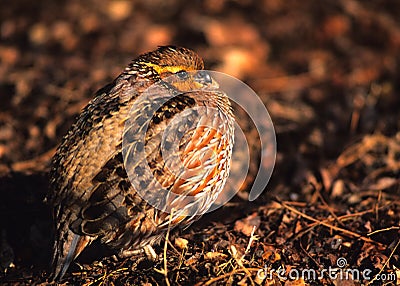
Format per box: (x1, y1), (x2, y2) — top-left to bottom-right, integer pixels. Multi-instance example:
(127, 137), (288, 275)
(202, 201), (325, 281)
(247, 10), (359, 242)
(141, 62), (194, 74)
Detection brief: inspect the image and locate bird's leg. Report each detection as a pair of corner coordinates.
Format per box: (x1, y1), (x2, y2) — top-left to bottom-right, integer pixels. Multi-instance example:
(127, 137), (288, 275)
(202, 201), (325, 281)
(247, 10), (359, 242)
(144, 244), (158, 261)
(118, 245), (158, 261)
(118, 248), (143, 258)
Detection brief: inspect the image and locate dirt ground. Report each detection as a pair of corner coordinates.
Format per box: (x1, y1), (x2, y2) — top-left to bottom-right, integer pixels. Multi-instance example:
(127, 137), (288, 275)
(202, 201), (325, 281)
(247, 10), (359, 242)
(0, 0), (399, 285)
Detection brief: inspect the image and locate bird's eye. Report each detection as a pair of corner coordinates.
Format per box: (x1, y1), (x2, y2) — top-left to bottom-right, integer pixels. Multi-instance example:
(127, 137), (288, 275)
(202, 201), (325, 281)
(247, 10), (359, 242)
(175, 70), (189, 80)
(194, 71), (212, 84)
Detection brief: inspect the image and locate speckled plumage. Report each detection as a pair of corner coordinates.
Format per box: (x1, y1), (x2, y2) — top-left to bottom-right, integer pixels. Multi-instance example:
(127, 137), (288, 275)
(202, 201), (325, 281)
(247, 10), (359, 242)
(47, 46), (234, 281)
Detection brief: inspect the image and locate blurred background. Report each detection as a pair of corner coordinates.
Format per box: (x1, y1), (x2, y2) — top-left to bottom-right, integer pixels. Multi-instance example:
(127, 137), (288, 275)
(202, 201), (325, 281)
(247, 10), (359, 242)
(1, 0), (399, 165)
(0, 0), (399, 284)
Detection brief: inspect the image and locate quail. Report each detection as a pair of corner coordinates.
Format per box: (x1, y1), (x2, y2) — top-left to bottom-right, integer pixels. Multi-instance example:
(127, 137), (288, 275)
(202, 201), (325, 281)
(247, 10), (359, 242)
(47, 46), (235, 281)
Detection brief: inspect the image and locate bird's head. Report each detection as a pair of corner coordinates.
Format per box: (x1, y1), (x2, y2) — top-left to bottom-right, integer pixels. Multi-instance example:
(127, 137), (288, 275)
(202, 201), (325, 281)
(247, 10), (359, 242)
(127, 46), (218, 91)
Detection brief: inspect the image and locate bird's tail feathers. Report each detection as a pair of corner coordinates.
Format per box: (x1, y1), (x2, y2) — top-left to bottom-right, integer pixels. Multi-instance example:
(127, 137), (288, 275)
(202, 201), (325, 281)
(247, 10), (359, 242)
(50, 231), (92, 281)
